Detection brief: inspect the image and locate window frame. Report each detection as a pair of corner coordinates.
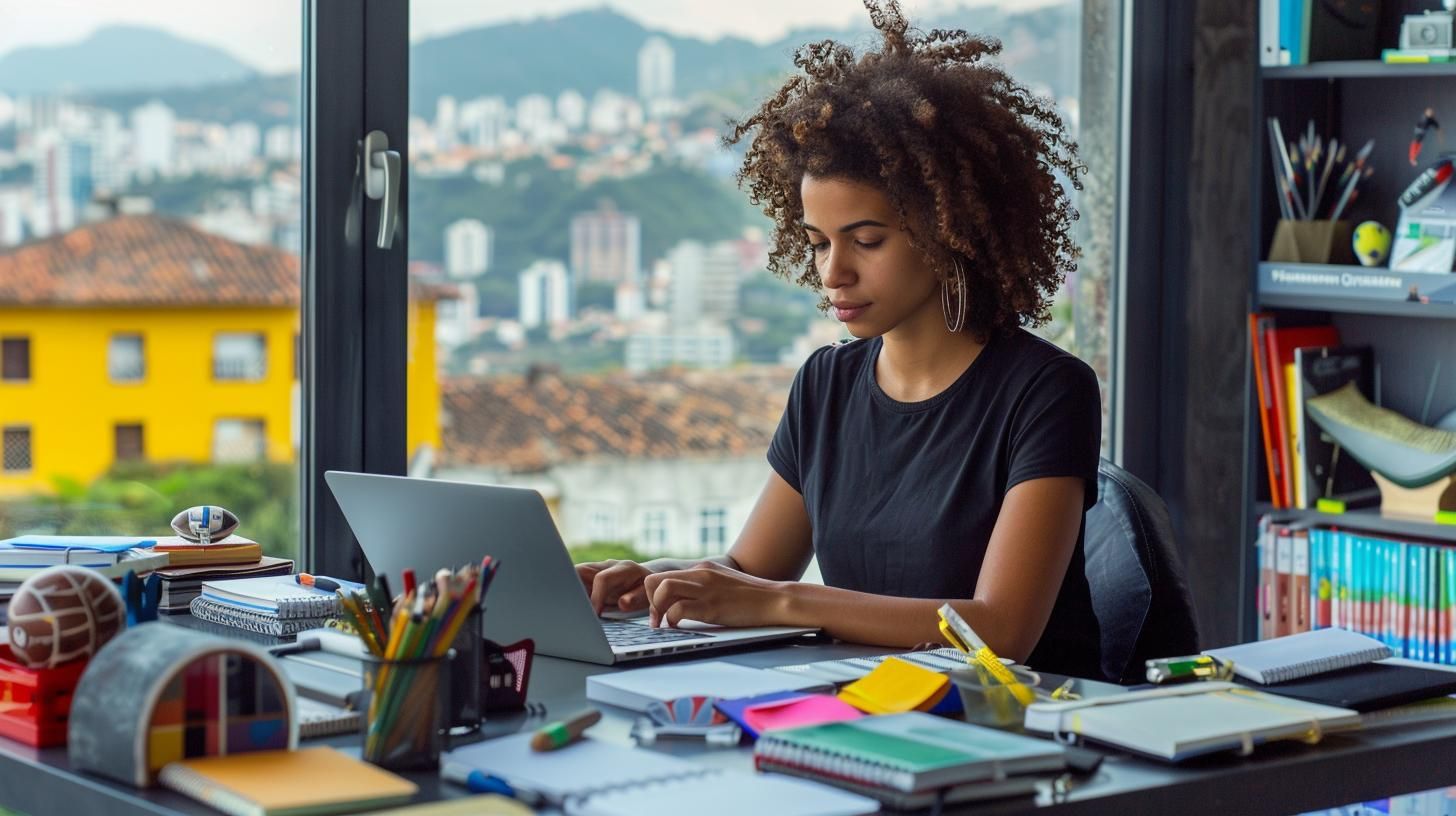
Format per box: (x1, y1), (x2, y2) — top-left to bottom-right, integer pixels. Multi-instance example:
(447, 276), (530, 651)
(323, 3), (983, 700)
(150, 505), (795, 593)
(301, 0), (409, 580)
(2, 426), (31, 473)
(213, 332), (268, 382)
(697, 506), (727, 556)
(1, 337), (30, 382)
(107, 333), (146, 383)
(114, 423), (144, 462)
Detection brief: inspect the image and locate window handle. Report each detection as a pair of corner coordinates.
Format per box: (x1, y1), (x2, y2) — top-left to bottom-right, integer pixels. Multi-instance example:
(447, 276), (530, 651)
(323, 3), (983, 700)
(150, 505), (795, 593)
(363, 130), (400, 249)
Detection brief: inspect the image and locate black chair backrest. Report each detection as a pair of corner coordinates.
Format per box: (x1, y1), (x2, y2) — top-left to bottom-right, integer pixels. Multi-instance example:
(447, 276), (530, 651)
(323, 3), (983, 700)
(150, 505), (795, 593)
(1083, 458), (1201, 683)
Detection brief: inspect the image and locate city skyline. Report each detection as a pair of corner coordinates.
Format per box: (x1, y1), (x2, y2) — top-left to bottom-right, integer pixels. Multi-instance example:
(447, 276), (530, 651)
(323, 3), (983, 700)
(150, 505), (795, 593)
(0, 0), (1068, 75)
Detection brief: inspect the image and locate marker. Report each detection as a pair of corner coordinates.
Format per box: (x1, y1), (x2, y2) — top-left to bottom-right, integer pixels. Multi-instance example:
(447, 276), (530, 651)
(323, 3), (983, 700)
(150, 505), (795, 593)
(530, 708), (601, 752)
(295, 573), (341, 592)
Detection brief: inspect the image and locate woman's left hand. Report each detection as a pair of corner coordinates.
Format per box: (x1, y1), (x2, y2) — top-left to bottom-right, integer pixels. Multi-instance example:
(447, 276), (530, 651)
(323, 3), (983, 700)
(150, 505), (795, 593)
(643, 560), (791, 629)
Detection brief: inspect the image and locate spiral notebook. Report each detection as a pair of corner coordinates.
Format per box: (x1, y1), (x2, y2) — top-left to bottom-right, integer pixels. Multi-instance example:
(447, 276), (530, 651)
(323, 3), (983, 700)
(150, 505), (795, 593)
(190, 597), (333, 637)
(753, 712), (1064, 794)
(199, 574), (359, 619)
(1204, 628), (1392, 684)
(441, 733), (876, 816)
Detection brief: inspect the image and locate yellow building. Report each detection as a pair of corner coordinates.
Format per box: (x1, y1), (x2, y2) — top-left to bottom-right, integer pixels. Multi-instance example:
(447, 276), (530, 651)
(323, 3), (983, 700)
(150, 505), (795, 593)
(0, 215), (447, 496)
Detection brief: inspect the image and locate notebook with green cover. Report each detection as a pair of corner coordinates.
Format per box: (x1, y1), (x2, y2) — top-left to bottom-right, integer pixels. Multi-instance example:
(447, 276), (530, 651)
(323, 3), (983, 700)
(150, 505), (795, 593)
(753, 711), (1065, 793)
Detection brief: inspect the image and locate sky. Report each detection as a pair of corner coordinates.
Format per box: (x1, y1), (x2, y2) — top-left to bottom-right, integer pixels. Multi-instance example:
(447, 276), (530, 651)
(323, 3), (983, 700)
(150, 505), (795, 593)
(0, 0), (1065, 74)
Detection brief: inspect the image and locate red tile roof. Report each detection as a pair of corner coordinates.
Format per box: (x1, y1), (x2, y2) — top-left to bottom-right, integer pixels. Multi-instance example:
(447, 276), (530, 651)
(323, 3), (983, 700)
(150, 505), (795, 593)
(0, 215), (297, 306)
(440, 369), (794, 472)
(0, 215), (455, 306)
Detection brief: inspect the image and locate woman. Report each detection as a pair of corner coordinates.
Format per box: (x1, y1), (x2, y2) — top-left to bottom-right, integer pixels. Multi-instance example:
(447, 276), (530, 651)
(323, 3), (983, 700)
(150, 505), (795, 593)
(577, 0), (1103, 678)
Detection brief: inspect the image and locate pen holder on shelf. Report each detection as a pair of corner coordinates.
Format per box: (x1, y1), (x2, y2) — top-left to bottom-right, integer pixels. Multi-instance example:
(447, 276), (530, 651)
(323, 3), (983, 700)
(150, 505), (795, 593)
(950, 664), (1041, 731)
(446, 606), (482, 735)
(360, 650), (453, 771)
(1267, 219), (1355, 265)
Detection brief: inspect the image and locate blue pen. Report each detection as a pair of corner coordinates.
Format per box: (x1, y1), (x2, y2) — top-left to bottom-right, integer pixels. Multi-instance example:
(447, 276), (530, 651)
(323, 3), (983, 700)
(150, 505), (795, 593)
(441, 763), (545, 807)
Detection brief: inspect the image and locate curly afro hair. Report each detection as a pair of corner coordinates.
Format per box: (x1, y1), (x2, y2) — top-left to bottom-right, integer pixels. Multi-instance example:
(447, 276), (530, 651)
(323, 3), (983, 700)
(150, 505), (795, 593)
(725, 0), (1082, 338)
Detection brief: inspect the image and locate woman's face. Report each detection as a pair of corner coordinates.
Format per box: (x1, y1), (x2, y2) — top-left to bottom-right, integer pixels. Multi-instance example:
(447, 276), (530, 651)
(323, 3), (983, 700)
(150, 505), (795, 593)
(800, 174), (942, 339)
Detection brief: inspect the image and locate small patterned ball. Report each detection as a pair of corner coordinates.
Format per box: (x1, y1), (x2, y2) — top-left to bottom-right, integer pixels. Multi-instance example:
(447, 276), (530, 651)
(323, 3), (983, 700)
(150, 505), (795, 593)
(6, 565), (126, 669)
(1353, 221), (1391, 267)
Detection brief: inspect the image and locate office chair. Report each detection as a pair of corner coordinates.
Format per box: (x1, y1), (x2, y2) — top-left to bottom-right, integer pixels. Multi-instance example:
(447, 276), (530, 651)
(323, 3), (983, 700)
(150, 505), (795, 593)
(1083, 458), (1201, 684)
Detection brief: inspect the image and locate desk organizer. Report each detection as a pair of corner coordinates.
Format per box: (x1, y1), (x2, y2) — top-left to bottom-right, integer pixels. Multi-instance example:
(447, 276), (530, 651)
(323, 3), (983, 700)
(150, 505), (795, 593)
(0, 644), (89, 747)
(67, 623), (297, 787)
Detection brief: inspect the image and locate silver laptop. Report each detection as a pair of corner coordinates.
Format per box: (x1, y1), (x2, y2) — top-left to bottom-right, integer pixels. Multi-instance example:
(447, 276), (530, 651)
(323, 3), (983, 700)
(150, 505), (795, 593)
(324, 471), (817, 664)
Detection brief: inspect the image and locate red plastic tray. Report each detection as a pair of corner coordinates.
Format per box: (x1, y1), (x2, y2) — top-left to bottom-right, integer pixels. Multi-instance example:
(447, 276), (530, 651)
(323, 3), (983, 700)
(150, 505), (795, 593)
(0, 645), (88, 747)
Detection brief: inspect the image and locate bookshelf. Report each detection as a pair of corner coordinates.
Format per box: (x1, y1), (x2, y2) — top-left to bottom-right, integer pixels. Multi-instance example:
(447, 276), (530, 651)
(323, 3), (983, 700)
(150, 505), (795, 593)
(1242, 45), (1456, 642)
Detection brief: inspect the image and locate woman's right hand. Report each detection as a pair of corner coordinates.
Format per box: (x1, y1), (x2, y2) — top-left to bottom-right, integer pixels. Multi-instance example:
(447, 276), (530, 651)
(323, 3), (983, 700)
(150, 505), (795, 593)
(576, 559), (656, 615)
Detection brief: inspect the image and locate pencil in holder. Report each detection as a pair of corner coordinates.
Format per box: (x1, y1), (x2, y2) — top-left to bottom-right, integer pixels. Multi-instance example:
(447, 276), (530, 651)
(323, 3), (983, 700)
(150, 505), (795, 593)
(445, 606), (482, 734)
(360, 650), (453, 771)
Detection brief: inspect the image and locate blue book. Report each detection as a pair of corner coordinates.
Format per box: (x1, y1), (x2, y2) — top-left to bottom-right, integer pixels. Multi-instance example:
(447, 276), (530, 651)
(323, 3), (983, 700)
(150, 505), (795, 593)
(4, 535), (156, 552)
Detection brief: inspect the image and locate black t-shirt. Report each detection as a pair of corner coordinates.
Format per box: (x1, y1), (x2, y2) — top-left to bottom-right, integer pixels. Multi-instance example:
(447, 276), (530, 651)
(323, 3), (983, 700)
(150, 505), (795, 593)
(768, 328), (1104, 679)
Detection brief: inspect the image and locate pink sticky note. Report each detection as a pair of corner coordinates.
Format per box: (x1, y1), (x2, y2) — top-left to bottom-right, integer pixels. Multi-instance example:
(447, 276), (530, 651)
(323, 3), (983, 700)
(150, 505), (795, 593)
(743, 693), (866, 734)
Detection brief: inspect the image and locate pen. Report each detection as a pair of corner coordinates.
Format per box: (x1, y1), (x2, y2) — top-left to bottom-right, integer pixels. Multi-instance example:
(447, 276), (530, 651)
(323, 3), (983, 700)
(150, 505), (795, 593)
(296, 572), (341, 592)
(440, 763), (545, 807)
(531, 708), (602, 752)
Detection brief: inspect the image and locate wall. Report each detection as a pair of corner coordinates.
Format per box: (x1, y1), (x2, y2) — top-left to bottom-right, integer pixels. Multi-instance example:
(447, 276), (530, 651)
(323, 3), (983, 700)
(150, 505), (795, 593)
(0, 306), (296, 494)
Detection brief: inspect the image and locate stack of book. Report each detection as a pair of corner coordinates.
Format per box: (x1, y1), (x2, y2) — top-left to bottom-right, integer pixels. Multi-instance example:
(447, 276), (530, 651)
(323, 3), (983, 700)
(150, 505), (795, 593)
(190, 574), (358, 637)
(0, 536), (170, 600)
(152, 555), (294, 613)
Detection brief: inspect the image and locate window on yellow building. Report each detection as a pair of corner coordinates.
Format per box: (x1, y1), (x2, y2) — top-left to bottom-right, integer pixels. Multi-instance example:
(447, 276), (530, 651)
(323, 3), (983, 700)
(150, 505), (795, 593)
(213, 419), (266, 463)
(3, 427), (32, 473)
(115, 424), (144, 462)
(108, 334), (145, 383)
(214, 333), (267, 381)
(1, 338), (29, 382)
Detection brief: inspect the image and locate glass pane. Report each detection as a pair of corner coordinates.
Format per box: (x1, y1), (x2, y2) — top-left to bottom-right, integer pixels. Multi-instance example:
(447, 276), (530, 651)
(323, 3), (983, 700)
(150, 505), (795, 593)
(0, 4), (303, 562)
(409, 2), (1122, 569)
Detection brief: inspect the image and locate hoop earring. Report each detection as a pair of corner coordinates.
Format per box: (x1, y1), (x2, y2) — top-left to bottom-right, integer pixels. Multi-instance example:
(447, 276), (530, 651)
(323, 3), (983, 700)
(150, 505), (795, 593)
(942, 259), (967, 333)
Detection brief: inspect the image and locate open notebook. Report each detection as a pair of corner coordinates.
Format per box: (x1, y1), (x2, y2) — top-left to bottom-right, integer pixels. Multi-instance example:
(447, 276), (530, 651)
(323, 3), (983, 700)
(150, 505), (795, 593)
(441, 733), (876, 816)
(1024, 682), (1361, 762)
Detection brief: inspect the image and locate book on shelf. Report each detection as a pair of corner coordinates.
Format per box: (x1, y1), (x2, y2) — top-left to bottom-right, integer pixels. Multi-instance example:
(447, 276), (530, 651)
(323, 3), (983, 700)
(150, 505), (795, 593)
(1293, 345), (1376, 509)
(1262, 323), (1340, 508)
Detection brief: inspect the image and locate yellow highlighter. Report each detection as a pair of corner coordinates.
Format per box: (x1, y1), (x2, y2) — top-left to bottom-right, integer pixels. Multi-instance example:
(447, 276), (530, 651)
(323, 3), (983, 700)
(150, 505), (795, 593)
(937, 603), (1036, 707)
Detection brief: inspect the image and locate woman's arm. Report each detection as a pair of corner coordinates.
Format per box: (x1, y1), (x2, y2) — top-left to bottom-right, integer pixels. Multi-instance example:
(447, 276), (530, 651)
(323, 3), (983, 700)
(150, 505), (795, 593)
(645, 476), (1086, 662)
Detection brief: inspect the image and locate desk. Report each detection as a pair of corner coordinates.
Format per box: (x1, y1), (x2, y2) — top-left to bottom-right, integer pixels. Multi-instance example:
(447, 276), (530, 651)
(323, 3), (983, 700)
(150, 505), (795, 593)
(4, 632), (1456, 816)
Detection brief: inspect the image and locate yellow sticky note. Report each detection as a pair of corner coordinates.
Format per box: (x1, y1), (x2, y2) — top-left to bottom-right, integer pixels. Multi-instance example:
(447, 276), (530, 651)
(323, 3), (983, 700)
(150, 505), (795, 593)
(837, 657), (949, 715)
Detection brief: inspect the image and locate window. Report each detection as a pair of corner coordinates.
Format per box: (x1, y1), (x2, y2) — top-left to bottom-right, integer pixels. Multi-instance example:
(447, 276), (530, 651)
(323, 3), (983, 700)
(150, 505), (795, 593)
(640, 509), (669, 556)
(409, 3), (1126, 563)
(108, 334), (145, 382)
(1, 338), (30, 382)
(214, 333), (267, 381)
(586, 507), (621, 542)
(213, 419), (267, 463)
(698, 507), (727, 556)
(114, 423), (144, 461)
(3, 427), (32, 473)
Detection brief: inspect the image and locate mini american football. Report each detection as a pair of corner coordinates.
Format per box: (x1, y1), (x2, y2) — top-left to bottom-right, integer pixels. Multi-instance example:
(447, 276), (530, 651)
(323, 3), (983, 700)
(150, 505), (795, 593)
(170, 505), (239, 544)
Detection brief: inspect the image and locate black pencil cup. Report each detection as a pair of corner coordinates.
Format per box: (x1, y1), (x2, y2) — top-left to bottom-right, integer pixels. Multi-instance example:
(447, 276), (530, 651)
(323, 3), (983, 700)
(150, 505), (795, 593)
(445, 606), (483, 735)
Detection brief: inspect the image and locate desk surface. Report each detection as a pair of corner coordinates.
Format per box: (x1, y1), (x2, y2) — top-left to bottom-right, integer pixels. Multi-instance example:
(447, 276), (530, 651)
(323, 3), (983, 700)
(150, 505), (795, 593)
(4, 630), (1456, 816)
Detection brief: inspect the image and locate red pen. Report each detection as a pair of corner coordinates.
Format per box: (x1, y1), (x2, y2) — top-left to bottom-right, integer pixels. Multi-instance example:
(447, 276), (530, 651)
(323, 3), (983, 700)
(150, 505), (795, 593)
(402, 568), (416, 596)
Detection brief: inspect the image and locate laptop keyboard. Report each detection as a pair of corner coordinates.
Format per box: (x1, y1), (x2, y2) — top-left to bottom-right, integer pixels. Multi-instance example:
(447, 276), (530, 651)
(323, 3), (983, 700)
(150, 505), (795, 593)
(601, 620), (711, 648)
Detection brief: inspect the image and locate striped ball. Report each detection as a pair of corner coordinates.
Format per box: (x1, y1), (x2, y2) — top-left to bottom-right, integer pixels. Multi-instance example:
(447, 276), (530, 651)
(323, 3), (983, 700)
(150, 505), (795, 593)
(6, 566), (125, 669)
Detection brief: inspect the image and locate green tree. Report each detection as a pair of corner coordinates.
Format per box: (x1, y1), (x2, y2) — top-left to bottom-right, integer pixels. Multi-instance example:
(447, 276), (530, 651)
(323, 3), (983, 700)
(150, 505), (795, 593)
(567, 541), (646, 564)
(0, 462), (299, 559)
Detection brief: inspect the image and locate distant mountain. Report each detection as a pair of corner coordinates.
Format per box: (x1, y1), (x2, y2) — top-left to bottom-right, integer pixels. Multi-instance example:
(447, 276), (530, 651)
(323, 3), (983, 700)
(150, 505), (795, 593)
(0, 25), (257, 96)
(408, 4), (1078, 115)
(36, 6), (1075, 125)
